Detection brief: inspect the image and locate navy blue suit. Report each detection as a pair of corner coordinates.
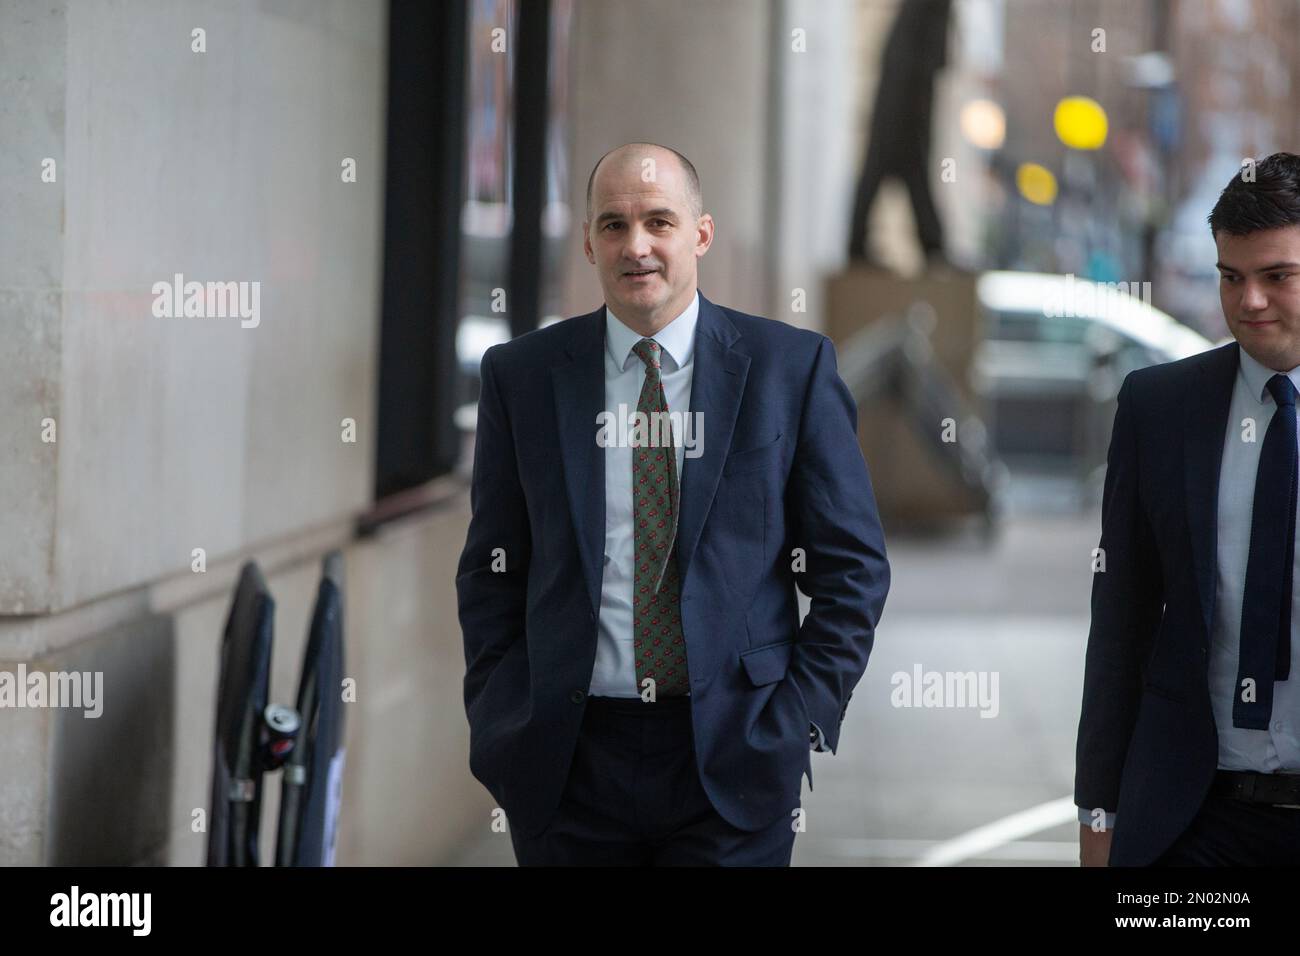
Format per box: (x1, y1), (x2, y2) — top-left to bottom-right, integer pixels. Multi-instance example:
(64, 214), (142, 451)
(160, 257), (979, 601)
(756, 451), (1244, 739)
(457, 290), (890, 843)
(1077, 342), (1256, 866)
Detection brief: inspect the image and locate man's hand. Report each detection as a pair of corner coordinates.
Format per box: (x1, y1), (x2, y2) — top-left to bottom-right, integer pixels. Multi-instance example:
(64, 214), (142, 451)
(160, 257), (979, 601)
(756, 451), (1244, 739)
(1079, 823), (1112, 867)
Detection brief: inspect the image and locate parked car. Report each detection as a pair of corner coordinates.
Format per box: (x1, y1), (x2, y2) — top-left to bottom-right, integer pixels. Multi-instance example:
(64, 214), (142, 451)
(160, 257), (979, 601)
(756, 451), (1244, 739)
(972, 270), (1214, 478)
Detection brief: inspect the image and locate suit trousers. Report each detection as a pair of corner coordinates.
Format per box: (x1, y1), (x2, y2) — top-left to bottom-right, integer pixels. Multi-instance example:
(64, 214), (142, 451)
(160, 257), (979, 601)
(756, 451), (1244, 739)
(509, 694), (799, 866)
(1152, 792), (1300, 865)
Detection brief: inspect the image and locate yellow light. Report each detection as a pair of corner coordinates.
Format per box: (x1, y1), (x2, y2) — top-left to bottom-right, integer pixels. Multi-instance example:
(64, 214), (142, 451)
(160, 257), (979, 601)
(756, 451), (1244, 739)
(1016, 163), (1058, 205)
(1054, 95), (1108, 150)
(959, 98), (1006, 150)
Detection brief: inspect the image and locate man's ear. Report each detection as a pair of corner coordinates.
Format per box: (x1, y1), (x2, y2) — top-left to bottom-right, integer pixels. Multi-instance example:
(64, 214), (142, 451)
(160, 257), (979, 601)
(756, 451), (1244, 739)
(695, 214), (715, 257)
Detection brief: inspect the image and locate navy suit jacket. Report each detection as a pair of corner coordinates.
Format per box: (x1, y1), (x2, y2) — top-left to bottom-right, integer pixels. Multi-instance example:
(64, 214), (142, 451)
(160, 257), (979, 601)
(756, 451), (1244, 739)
(456, 290), (890, 838)
(1076, 341), (1242, 866)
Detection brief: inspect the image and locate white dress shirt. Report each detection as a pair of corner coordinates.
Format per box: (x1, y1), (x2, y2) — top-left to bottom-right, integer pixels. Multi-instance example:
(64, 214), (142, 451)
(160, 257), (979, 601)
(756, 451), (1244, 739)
(1208, 347), (1300, 771)
(1079, 346), (1300, 828)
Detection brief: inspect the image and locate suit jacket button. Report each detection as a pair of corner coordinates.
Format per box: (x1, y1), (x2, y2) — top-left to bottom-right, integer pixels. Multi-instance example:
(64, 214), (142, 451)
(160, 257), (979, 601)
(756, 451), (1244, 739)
(571, 690), (586, 704)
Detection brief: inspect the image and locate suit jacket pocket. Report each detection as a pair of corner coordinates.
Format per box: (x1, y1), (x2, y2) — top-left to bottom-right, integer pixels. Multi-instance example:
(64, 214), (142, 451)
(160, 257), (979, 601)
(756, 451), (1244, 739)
(723, 433), (783, 476)
(740, 639), (794, 686)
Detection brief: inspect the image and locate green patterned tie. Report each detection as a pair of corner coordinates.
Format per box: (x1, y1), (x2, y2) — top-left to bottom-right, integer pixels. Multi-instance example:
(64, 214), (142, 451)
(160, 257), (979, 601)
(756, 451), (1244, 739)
(631, 338), (689, 698)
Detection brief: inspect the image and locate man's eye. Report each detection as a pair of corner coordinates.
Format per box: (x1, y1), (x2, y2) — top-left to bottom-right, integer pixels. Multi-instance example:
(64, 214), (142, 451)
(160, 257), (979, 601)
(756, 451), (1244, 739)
(1222, 274), (1239, 283)
(604, 222), (621, 230)
(1273, 273), (1293, 282)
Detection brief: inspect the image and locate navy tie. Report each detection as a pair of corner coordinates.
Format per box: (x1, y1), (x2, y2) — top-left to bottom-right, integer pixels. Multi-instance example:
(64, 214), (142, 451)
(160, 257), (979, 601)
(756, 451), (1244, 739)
(1234, 373), (1298, 730)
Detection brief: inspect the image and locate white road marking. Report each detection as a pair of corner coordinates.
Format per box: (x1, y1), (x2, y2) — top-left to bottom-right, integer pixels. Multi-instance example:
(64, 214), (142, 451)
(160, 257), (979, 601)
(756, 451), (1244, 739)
(816, 838), (1078, 863)
(911, 796), (1079, 866)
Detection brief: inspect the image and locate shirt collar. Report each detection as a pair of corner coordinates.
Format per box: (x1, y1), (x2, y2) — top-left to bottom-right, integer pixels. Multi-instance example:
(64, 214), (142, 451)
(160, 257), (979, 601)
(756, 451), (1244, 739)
(1237, 345), (1300, 405)
(605, 289), (699, 373)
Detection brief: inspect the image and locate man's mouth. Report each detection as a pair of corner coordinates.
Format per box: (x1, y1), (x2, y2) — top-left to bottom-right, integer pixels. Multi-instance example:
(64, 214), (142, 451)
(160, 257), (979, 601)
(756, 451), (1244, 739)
(623, 269), (658, 278)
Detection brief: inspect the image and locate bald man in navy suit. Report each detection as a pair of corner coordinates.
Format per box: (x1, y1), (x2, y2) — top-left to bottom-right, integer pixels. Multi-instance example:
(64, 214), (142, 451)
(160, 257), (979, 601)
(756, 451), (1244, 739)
(457, 142), (890, 865)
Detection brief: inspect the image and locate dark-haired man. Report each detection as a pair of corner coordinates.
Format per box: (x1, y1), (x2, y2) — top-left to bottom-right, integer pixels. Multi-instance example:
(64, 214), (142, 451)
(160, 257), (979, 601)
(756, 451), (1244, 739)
(1077, 151), (1300, 865)
(457, 142), (890, 865)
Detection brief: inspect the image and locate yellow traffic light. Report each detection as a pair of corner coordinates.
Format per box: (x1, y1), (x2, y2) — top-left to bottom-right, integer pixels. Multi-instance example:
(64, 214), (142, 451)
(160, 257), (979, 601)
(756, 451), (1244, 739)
(1016, 162), (1058, 205)
(1054, 96), (1108, 150)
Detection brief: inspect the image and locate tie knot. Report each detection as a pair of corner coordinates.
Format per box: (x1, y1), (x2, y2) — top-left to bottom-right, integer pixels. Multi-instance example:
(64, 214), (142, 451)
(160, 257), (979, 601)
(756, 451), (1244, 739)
(633, 338), (662, 370)
(1268, 373), (1297, 409)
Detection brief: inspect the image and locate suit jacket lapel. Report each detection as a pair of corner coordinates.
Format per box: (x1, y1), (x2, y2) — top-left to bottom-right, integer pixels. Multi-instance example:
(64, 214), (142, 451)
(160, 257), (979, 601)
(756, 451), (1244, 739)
(1184, 341), (1239, 642)
(676, 292), (750, 584)
(552, 307), (607, 616)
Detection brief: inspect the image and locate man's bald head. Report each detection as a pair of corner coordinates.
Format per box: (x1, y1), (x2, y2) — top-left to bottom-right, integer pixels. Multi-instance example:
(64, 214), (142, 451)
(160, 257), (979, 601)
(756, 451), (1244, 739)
(585, 142), (702, 222)
(582, 142), (715, 334)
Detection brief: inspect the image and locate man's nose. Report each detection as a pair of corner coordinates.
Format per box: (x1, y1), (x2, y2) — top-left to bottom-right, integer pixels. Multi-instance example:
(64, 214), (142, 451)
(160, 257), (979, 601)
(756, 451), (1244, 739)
(1242, 282), (1268, 311)
(622, 225), (653, 260)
